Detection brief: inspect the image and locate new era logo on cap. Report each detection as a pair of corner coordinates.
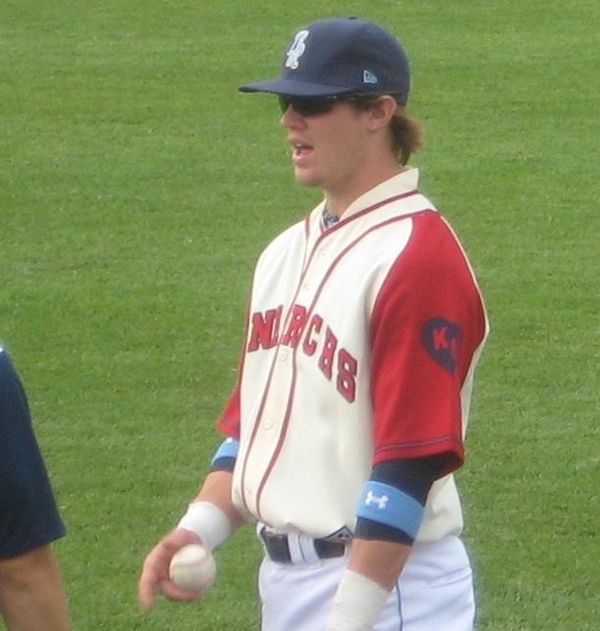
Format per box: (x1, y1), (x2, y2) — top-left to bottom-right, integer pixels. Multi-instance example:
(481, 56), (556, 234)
(363, 70), (378, 84)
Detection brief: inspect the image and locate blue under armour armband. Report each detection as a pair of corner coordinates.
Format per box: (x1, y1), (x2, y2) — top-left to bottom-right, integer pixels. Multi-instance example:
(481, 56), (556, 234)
(356, 480), (425, 542)
(211, 437), (239, 470)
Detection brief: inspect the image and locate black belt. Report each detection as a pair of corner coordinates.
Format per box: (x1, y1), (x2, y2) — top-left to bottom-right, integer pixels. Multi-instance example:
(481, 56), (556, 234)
(260, 528), (347, 563)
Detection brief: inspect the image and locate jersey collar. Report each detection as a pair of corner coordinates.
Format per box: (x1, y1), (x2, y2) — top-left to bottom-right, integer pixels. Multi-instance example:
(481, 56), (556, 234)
(341, 168), (420, 221)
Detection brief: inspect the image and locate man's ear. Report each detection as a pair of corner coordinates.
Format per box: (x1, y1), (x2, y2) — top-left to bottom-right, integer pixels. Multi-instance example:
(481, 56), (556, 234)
(366, 96), (397, 131)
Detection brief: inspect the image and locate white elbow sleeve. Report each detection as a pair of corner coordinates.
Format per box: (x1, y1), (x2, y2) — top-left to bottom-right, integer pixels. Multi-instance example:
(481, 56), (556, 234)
(177, 501), (233, 551)
(326, 569), (391, 631)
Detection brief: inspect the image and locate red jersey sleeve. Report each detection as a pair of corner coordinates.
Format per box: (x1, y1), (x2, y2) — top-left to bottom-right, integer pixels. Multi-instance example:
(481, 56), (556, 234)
(369, 211), (486, 475)
(217, 385), (241, 439)
(217, 305), (252, 440)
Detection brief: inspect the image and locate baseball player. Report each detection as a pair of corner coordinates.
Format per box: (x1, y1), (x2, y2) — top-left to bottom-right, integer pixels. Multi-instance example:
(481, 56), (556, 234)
(139, 17), (489, 631)
(0, 347), (70, 630)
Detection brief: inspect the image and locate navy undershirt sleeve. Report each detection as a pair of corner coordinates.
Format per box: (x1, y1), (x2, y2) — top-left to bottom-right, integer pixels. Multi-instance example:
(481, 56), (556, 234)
(211, 457), (236, 472)
(0, 350), (66, 558)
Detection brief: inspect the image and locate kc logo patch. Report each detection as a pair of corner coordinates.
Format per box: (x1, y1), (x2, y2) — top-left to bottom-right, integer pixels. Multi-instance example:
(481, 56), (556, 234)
(285, 30), (309, 69)
(421, 318), (461, 374)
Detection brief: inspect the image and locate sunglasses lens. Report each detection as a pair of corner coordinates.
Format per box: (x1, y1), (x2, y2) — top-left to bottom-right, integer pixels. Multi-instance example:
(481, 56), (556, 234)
(279, 96), (335, 116)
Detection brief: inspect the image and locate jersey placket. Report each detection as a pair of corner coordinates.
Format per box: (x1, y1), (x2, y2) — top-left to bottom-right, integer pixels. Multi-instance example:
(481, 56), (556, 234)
(240, 231), (334, 520)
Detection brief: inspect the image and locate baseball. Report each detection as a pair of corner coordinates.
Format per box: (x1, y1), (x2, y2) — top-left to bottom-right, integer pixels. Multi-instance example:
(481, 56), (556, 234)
(169, 544), (217, 592)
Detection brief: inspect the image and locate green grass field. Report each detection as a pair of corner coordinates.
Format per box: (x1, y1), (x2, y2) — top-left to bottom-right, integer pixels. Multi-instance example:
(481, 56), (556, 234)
(2, 1), (599, 629)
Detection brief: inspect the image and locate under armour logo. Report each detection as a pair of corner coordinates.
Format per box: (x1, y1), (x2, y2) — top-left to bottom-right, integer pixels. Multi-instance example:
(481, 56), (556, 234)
(365, 491), (389, 510)
(285, 30), (309, 69)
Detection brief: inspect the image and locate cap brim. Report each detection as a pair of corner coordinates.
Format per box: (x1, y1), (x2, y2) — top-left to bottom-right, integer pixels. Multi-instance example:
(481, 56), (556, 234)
(239, 77), (355, 97)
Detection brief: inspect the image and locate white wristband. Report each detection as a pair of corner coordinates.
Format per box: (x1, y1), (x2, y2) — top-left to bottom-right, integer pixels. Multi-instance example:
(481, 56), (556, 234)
(326, 570), (391, 631)
(177, 501), (232, 551)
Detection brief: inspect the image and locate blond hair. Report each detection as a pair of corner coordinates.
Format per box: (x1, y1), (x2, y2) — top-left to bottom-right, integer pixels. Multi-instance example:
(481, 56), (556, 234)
(353, 97), (423, 165)
(389, 107), (423, 165)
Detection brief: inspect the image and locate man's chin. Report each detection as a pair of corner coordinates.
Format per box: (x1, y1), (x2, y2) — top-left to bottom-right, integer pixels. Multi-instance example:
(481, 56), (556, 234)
(293, 169), (321, 189)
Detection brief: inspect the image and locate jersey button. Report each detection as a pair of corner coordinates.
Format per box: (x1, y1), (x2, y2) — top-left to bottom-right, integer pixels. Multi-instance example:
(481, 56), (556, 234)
(264, 418), (274, 430)
(279, 349), (289, 361)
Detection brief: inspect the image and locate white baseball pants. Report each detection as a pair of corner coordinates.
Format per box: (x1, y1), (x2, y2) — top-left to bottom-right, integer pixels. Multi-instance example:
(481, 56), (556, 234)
(259, 535), (475, 631)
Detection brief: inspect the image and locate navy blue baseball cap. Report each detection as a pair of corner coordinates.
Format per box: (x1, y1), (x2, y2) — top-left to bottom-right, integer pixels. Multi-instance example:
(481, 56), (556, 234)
(239, 17), (411, 105)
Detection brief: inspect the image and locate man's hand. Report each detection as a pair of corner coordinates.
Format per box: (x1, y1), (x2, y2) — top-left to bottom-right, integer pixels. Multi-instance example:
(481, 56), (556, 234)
(138, 528), (206, 611)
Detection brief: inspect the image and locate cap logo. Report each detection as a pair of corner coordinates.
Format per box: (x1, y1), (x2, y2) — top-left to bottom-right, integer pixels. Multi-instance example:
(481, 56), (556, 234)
(363, 70), (378, 84)
(285, 29), (309, 70)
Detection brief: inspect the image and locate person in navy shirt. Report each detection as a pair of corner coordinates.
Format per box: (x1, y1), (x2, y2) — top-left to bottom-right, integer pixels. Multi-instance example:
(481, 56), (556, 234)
(0, 347), (70, 630)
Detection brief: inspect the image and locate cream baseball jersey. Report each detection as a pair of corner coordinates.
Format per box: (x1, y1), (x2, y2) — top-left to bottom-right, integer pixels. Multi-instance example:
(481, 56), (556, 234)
(218, 169), (488, 543)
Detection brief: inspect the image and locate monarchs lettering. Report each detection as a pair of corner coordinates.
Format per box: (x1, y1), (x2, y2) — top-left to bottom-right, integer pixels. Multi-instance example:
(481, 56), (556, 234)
(247, 304), (358, 403)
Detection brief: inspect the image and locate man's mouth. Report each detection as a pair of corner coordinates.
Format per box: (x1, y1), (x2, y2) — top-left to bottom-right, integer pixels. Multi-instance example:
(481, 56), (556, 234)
(292, 142), (313, 157)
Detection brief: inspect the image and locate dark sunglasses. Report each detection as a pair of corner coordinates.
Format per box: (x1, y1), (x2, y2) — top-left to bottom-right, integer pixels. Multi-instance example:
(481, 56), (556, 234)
(278, 94), (379, 117)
